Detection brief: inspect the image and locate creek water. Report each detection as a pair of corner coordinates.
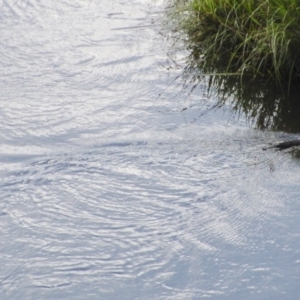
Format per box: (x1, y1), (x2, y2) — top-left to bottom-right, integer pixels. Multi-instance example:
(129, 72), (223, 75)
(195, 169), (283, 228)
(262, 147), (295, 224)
(1, 1), (300, 299)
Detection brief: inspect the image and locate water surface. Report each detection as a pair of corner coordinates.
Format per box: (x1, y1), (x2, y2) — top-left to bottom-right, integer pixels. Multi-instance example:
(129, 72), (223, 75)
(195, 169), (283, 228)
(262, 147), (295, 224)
(1, 1), (300, 299)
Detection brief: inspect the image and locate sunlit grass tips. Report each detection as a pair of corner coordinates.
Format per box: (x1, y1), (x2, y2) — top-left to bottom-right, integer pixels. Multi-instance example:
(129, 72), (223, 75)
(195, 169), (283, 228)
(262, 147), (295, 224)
(168, 0), (300, 87)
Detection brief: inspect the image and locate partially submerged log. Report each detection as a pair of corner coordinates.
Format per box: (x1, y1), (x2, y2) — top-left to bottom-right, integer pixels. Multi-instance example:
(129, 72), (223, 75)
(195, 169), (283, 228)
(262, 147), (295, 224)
(263, 139), (300, 151)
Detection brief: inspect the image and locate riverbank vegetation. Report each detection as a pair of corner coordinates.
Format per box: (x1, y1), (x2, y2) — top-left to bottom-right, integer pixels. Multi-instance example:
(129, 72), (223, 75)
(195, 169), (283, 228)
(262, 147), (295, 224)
(167, 0), (300, 88)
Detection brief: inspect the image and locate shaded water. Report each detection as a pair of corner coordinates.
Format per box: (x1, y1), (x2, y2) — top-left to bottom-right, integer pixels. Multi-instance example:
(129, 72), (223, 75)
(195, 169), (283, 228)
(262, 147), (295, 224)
(1, 1), (300, 299)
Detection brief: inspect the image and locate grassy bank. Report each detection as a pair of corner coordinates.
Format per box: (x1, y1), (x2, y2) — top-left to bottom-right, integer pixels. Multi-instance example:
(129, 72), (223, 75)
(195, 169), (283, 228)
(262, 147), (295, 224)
(168, 0), (300, 87)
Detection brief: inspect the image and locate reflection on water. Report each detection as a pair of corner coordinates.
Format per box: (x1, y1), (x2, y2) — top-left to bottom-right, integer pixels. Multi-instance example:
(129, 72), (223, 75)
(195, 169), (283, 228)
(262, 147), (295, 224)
(180, 48), (300, 133)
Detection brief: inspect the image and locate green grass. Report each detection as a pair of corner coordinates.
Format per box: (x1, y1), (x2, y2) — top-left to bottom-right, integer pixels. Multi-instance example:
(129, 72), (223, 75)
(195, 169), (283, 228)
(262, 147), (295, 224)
(168, 0), (300, 87)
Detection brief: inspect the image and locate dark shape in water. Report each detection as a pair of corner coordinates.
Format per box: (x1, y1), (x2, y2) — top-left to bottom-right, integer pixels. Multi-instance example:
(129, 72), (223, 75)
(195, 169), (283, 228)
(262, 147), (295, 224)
(179, 48), (300, 133)
(263, 139), (300, 151)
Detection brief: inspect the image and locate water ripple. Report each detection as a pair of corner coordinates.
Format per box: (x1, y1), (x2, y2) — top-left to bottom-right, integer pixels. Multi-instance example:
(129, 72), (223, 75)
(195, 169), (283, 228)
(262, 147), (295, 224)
(1, 0), (300, 299)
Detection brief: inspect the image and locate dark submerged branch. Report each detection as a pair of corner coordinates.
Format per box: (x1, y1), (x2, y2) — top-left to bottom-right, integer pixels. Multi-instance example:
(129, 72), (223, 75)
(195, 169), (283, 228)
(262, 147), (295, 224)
(263, 139), (300, 150)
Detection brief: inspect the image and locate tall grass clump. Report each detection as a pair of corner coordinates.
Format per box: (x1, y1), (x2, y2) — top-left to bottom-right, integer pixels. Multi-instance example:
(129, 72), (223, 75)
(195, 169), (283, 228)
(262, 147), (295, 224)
(169, 0), (300, 87)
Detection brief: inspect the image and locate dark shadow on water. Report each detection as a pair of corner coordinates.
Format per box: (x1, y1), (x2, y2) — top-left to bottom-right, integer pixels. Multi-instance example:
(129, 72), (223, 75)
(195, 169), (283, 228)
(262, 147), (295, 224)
(179, 49), (300, 133)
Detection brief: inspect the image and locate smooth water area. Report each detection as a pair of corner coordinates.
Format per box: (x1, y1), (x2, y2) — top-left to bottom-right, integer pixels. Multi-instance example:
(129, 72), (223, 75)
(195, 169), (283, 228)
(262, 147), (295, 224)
(1, 1), (300, 299)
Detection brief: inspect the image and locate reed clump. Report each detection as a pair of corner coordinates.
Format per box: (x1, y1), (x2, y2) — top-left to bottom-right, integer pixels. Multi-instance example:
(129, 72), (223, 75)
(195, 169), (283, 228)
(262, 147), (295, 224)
(169, 0), (300, 86)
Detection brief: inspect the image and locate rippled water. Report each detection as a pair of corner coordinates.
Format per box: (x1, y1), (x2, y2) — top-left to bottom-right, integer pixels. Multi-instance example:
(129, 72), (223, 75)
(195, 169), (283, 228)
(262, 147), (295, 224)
(1, 1), (300, 299)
